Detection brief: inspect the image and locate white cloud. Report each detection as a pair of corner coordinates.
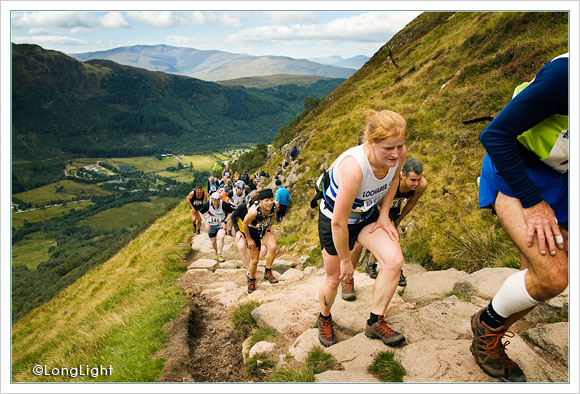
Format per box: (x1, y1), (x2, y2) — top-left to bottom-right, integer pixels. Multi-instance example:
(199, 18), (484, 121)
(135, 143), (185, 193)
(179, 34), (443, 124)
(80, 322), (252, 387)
(70, 27), (89, 35)
(11, 35), (88, 46)
(127, 11), (180, 28)
(264, 11), (318, 25)
(229, 11), (421, 43)
(100, 12), (130, 29)
(11, 11), (129, 29)
(127, 11), (244, 29)
(28, 27), (49, 35)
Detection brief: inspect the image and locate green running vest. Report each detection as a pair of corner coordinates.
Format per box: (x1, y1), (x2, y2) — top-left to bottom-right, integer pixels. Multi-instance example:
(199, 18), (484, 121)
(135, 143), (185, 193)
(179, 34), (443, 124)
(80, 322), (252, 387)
(513, 81), (569, 174)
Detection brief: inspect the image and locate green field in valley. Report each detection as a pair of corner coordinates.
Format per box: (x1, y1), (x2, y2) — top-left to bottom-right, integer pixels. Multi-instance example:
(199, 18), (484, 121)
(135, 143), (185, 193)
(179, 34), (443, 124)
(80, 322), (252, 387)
(78, 197), (181, 231)
(11, 232), (57, 270)
(68, 154), (220, 174)
(155, 170), (197, 184)
(13, 180), (108, 205)
(11, 201), (94, 230)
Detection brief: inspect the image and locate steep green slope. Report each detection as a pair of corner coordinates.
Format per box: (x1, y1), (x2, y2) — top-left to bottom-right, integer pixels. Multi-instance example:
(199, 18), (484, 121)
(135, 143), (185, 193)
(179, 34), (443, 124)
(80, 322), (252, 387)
(265, 11), (568, 271)
(11, 201), (192, 382)
(11, 44), (343, 192)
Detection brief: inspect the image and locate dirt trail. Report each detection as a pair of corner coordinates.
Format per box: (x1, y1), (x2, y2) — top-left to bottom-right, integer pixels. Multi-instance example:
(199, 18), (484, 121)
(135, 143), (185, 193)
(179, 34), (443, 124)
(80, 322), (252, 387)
(187, 296), (248, 382)
(156, 239), (250, 382)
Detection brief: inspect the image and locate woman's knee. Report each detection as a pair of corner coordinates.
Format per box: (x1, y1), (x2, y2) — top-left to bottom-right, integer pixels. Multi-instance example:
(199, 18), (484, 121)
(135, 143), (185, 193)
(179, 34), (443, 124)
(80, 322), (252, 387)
(377, 253), (404, 272)
(324, 273), (341, 289)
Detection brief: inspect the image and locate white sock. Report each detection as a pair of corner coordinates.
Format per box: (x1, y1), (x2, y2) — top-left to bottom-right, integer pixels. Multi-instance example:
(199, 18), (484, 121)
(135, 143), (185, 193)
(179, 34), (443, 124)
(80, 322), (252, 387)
(491, 269), (540, 318)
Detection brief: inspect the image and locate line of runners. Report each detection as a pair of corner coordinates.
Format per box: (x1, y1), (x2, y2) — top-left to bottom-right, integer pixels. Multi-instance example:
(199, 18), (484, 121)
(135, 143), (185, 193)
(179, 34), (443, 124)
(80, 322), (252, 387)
(187, 166), (291, 293)
(185, 54), (568, 383)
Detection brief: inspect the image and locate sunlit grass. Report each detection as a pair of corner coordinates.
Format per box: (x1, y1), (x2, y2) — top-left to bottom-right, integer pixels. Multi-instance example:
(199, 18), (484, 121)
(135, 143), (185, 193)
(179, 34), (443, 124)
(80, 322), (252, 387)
(367, 351), (406, 382)
(79, 197), (180, 231)
(11, 232), (56, 270)
(270, 346), (336, 382)
(231, 301), (261, 336)
(13, 180), (108, 205)
(11, 202), (94, 229)
(248, 326), (277, 349)
(11, 202), (192, 382)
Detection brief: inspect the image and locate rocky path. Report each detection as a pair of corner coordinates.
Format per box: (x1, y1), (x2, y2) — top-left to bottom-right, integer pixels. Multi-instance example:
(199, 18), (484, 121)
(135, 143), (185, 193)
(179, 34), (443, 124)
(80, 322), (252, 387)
(158, 232), (569, 383)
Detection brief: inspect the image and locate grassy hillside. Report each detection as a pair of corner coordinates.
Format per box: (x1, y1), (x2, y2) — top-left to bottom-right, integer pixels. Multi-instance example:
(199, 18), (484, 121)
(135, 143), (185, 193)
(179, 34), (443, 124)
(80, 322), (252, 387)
(11, 201), (192, 382)
(264, 12), (568, 272)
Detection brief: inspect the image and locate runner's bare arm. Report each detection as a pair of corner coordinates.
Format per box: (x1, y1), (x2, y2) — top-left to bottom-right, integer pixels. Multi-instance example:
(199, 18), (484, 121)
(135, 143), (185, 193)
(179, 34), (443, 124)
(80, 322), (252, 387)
(242, 205), (258, 249)
(331, 156), (363, 280)
(395, 176), (428, 226)
(371, 154), (406, 240)
(186, 192), (194, 209)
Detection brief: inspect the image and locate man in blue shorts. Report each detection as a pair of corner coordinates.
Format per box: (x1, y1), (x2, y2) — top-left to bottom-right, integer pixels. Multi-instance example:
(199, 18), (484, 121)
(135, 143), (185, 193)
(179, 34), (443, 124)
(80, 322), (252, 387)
(472, 54), (568, 382)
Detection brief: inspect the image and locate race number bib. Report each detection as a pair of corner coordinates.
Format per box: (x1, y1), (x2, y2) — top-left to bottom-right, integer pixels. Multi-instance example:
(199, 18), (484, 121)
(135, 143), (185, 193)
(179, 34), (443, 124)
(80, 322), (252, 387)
(208, 215), (221, 225)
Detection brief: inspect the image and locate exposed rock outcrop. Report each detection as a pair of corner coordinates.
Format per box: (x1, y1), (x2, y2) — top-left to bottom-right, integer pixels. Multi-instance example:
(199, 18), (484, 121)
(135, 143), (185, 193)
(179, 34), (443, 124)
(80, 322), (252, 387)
(178, 232), (569, 383)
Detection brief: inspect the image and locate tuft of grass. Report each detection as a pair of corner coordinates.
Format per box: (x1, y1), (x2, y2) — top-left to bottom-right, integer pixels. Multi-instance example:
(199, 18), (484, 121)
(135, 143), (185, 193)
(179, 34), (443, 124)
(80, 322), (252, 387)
(245, 353), (275, 379)
(368, 351), (406, 382)
(248, 326), (277, 349)
(445, 290), (470, 303)
(231, 300), (261, 336)
(271, 365), (317, 382)
(276, 232), (301, 249)
(271, 346), (337, 382)
(498, 254), (521, 270)
(444, 221), (519, 273)
(305, 346), (336, 374)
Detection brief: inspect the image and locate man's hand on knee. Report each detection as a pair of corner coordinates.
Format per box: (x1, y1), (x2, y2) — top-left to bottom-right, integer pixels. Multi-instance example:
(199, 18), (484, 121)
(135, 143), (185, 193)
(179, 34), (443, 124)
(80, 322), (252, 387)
(523, 201), (564, 256)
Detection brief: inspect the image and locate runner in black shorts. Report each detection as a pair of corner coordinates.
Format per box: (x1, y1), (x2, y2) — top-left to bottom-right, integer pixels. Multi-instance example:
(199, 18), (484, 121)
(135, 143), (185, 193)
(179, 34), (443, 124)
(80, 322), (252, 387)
(232, 189), (279, 293)
(230, 192), (258, 282)
(186, 185), (206, 234)
(316, 109), (408, 348)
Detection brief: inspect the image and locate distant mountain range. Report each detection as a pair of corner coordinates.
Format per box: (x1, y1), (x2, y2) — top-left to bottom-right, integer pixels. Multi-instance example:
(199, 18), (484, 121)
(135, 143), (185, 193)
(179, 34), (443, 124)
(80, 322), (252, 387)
(70, 44), (358, 81)
(308, 55), (370, 69)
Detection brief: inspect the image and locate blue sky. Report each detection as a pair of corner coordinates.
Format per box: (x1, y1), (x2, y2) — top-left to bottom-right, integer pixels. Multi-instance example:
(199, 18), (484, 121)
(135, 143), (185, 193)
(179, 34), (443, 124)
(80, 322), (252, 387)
(10, 8), (422, 59)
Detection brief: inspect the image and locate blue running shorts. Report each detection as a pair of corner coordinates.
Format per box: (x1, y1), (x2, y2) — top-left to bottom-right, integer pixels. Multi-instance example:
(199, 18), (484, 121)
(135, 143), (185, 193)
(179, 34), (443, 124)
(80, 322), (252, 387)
(479, 153), (568, 223)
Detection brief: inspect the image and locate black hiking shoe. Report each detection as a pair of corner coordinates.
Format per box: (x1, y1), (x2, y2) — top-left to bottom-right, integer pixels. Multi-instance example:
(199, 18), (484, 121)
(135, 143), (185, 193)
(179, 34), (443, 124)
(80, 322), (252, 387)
(341, 277), (356, 301)
(366, 260), (378, 279)
(317, 315), (336, 347)
(247, 277), (256, 294)
(470, 309), (526, 382)
(264, 269), (279, 284)
(365, 315), (405, 346)
(398, 270), (407, 287)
